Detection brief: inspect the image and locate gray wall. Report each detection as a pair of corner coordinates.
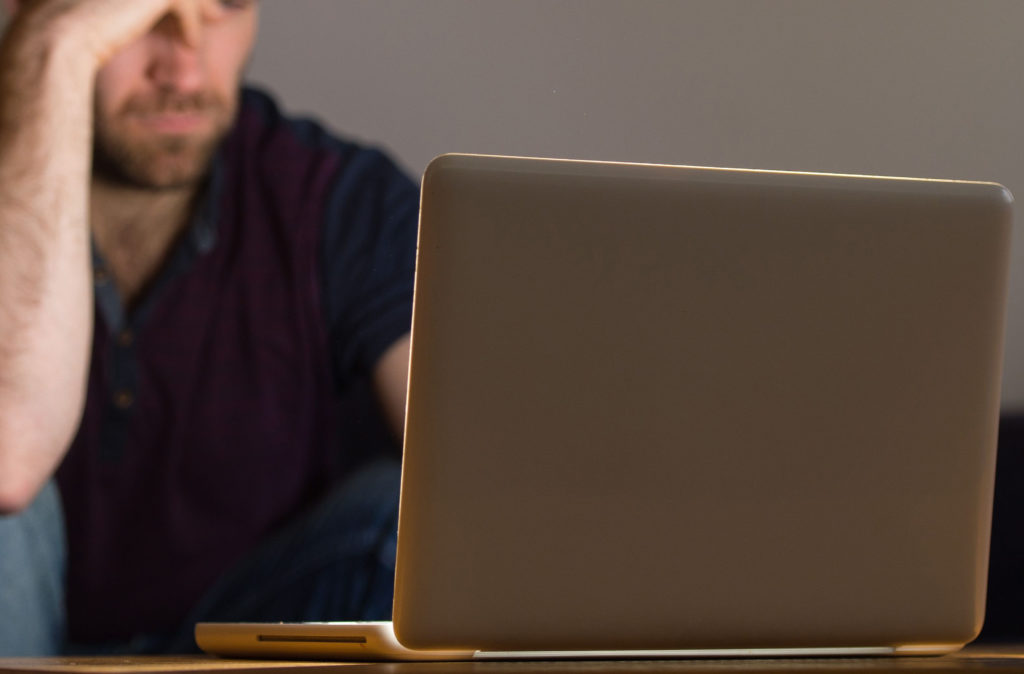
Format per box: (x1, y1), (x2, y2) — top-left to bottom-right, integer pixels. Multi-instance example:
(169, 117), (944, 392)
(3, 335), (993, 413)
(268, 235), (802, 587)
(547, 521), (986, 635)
(5, 1), (1024, 407)
(249, 0), (1024, 408)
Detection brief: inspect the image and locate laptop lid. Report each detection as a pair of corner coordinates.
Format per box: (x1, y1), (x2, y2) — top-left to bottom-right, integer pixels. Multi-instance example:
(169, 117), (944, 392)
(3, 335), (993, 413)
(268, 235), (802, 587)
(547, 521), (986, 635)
(394, 154), (1013, 653)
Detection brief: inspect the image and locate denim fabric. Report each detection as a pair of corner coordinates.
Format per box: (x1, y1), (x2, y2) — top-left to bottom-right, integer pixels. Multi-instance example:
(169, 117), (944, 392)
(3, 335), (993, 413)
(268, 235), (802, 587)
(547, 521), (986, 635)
(122, 457), (402, 654)
(0, 481), (66, 656)
(0, 459), (399, 656)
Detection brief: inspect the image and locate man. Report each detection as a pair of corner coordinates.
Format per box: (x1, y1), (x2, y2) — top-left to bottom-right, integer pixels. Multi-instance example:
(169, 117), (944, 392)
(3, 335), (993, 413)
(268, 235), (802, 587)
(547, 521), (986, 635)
(0, 0), (417, 654)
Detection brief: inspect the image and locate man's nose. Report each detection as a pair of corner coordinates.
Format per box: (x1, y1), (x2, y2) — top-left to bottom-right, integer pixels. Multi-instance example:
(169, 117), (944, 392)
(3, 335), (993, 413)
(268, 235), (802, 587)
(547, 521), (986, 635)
(147, 13), (205, 92)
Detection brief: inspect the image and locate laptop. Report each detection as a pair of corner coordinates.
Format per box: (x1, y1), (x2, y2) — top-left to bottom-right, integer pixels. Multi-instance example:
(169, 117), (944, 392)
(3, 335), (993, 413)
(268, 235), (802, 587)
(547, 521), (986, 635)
(197, 154), (1013, 660)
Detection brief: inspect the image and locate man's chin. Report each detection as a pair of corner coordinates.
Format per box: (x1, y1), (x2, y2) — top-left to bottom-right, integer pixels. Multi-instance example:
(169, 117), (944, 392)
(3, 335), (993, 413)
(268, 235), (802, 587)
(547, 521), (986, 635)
(93, 143), (218, 192)
(129, 161), (210, 191)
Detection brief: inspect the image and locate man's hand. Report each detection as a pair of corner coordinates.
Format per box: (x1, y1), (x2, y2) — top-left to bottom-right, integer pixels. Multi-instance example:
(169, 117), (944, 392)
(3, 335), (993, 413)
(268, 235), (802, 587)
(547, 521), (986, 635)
(5, 0), (208, 68)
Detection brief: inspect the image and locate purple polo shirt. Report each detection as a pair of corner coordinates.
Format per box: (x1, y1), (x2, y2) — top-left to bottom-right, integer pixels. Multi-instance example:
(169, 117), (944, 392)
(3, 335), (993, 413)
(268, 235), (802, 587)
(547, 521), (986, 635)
(56, 88), (419, 642)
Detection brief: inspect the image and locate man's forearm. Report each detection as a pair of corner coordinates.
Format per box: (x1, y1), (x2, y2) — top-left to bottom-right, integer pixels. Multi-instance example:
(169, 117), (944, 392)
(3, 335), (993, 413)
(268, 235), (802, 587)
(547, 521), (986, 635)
(0, 16), (96, 513)
(0, 0), (209, 512)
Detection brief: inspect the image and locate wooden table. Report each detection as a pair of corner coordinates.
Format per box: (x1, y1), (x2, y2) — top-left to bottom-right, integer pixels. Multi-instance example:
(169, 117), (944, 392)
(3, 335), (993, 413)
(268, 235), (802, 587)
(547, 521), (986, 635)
(2, 645), (1024, 674)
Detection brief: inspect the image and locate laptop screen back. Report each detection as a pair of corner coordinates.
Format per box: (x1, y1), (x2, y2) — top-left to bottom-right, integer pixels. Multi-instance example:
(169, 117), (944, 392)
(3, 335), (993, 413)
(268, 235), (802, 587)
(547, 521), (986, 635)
(395, 155), (1013, 653)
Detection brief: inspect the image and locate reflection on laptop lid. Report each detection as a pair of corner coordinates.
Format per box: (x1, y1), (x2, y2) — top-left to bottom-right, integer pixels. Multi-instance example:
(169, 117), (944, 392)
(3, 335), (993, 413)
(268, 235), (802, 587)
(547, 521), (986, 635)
(393, 155), (1013, 655)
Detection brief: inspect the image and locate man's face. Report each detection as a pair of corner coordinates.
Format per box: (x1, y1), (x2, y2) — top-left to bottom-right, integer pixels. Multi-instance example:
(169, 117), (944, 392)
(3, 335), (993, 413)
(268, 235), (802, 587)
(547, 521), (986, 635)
(93, 1), (259, 190)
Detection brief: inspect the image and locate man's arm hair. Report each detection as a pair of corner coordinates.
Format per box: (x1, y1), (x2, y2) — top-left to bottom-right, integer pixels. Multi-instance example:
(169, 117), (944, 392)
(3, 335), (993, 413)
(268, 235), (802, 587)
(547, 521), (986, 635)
(0, 12), (96, 513)
(0, 0), (205, 513)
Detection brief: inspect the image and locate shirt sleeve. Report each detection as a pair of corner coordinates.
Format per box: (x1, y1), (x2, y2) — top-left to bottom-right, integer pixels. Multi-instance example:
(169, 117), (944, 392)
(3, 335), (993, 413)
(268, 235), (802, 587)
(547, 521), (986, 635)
(320, 147), (420, 388)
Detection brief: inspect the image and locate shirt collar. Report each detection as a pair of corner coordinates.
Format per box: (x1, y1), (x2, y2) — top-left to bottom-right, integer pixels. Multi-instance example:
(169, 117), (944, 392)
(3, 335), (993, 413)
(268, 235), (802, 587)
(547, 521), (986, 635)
(187, 153), (225, 256)
(91, 151), (227, 332)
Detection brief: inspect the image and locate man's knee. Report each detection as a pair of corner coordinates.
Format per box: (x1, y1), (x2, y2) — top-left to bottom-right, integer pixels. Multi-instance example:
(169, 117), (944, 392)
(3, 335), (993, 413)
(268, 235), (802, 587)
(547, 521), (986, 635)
(314, 459), (401, 618)
(320, 457), (401, 527)
(176, 459), (403, 633)
(0, 481), (66, 656)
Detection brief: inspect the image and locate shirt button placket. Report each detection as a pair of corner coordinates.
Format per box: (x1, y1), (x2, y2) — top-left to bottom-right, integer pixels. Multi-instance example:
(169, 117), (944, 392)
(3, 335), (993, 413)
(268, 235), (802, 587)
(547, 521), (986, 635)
(93, 264), (139, 463)
(112, 328), (136, 410)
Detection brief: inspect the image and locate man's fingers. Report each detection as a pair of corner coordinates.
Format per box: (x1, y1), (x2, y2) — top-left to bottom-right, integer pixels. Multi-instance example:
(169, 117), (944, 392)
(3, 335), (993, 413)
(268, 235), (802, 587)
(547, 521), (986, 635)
(168, 0), (203, 49)
(10, 0), (210, 67)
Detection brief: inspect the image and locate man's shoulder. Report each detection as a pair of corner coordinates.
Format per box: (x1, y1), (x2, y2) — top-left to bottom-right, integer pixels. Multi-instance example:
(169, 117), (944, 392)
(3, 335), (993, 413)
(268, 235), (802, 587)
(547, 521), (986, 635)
(235, 86), (352, 155)
(229, 86), (413, 191)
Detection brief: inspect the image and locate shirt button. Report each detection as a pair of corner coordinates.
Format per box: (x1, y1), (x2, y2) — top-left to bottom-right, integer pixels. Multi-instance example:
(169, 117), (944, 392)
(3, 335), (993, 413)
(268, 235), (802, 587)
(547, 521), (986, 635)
(94, 269), (109, 284)
(113, 390), (134, 409)
(117, 330), (134, 347)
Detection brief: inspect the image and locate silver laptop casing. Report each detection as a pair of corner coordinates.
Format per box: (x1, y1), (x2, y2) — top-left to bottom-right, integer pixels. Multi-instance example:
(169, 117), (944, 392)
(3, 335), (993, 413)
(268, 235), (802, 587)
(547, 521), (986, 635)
(395, 154), (1013, 654)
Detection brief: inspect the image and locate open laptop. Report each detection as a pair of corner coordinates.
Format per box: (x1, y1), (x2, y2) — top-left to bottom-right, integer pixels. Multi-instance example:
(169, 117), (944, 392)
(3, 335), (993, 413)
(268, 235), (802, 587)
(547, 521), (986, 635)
(197, 154), (1013, 660)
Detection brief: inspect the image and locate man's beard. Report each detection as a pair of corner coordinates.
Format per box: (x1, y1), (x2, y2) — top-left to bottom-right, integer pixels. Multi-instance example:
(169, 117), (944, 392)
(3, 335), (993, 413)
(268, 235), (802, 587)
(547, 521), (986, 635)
(92, 91), (234, 191)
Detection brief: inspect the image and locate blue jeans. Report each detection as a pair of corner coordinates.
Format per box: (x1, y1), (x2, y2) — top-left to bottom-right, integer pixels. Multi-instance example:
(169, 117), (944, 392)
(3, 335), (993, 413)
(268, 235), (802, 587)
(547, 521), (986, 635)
(0, 481), (66, 656)
(0, 459), (401, 655)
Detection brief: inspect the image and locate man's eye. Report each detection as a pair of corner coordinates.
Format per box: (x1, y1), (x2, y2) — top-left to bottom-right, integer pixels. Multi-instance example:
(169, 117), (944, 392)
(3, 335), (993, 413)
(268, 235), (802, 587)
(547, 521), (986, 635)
(219, 0), (253, 9)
